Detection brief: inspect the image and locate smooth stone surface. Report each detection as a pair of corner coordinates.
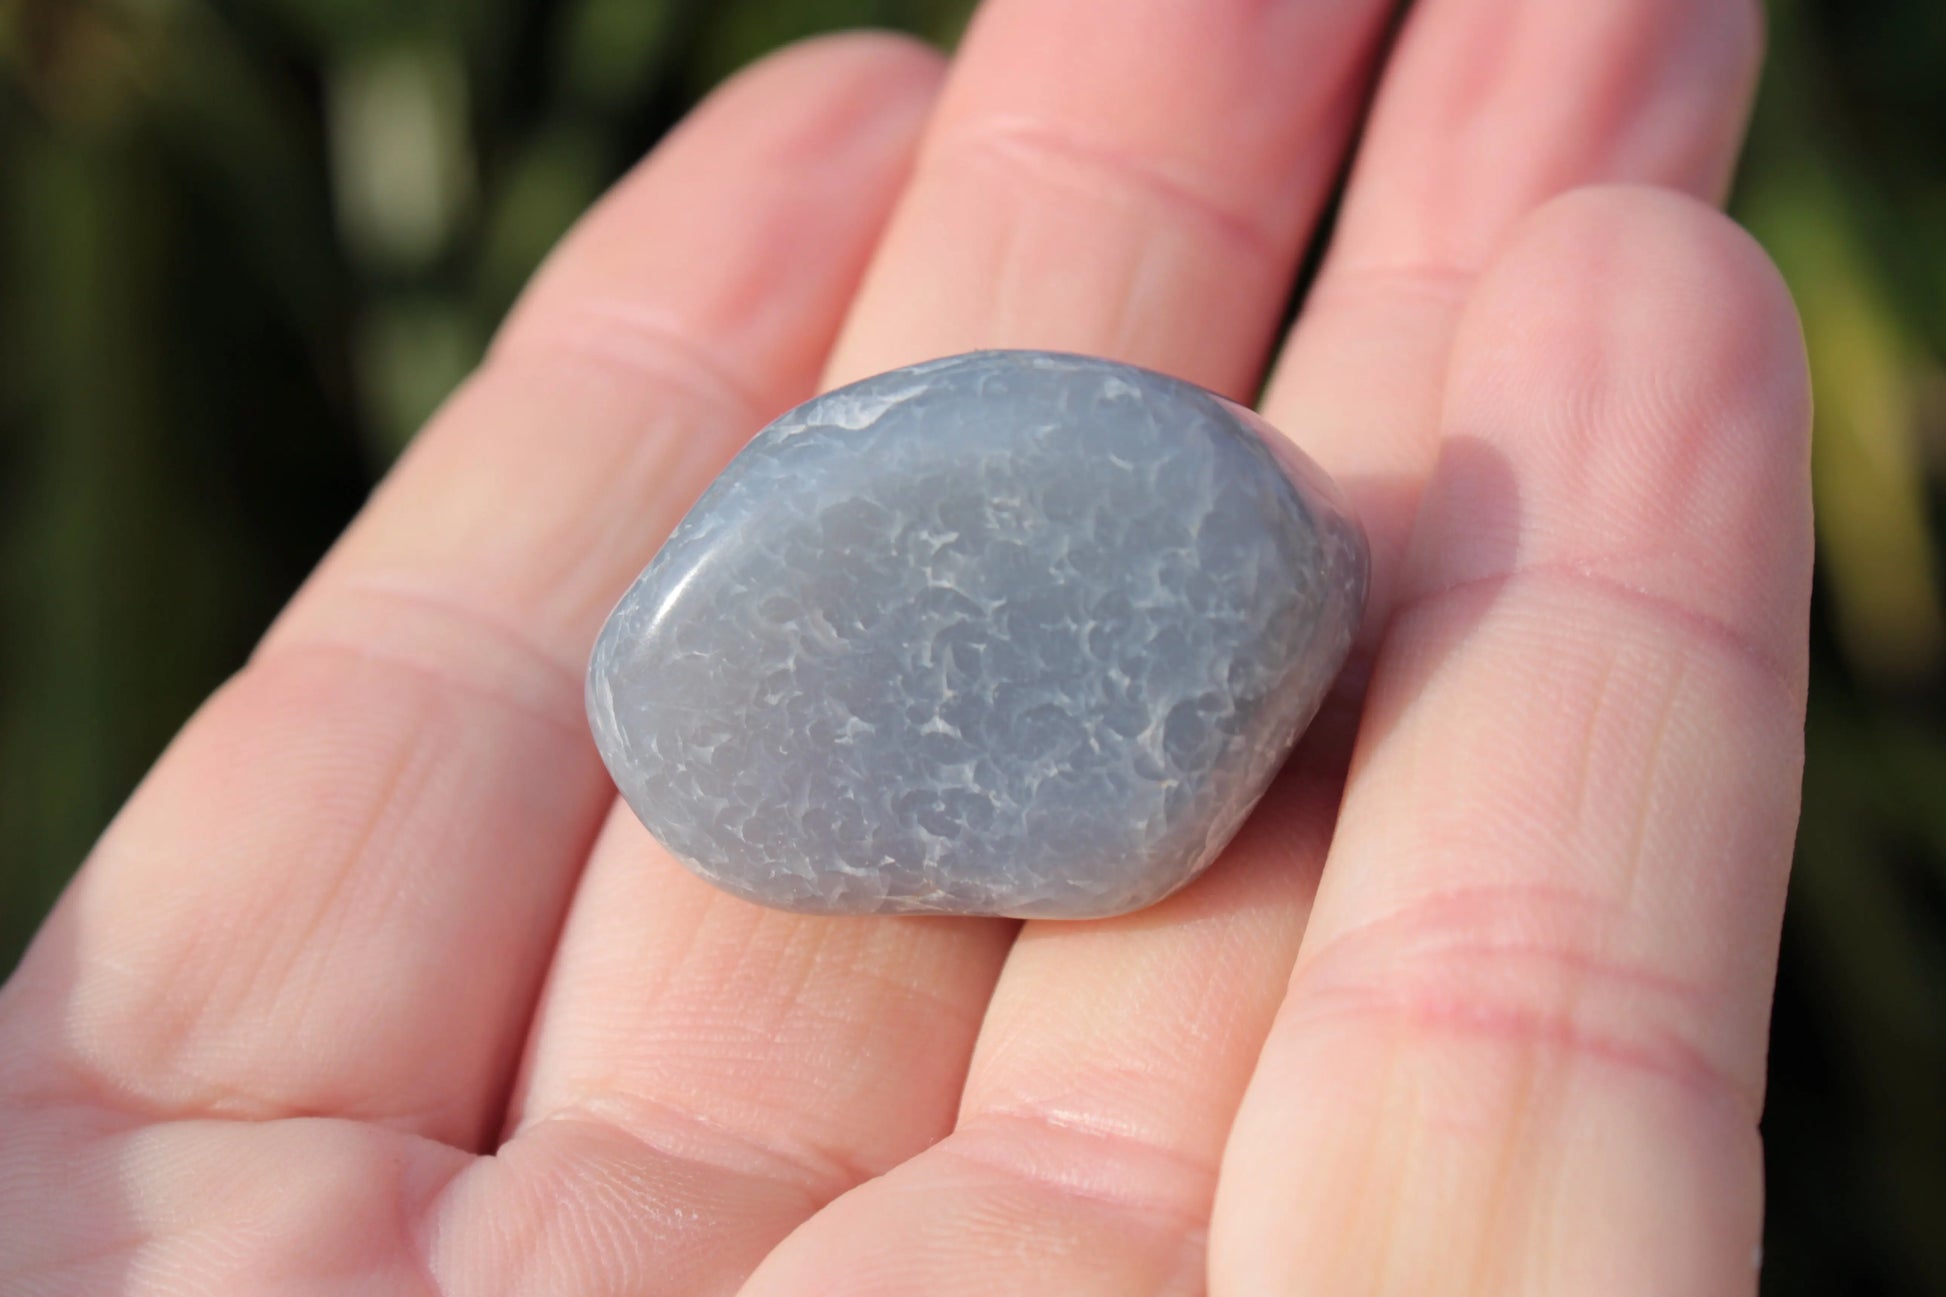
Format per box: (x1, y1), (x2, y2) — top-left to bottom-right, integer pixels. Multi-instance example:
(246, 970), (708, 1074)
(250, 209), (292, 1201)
(587, 350), (1367, 918)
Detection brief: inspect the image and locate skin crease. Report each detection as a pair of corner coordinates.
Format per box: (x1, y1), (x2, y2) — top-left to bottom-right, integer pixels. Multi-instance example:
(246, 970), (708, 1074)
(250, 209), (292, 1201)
(0, 2), (1808, 1296)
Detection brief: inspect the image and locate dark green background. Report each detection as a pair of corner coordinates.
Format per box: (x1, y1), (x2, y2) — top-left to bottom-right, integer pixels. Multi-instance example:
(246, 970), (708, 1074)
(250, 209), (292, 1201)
(3, 1), (1942, 1291)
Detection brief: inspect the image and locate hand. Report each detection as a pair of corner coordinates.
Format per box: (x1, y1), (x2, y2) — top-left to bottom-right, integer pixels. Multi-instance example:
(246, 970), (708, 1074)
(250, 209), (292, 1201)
(0, 2), (1808, 1293)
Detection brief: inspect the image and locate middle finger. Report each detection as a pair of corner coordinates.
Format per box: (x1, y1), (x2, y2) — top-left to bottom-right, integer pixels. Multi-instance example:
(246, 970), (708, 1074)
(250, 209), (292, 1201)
(825, 0), (1395, 395)
(514, 0), (1399, 1288)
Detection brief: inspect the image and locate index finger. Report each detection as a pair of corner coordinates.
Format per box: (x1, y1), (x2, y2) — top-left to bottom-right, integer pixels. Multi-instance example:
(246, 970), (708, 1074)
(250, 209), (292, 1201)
(0, 35), (942, 1148)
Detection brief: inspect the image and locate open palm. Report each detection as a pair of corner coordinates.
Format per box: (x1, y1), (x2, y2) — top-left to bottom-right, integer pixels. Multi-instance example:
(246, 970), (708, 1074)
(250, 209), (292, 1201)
(0, 1), (1810, 1293)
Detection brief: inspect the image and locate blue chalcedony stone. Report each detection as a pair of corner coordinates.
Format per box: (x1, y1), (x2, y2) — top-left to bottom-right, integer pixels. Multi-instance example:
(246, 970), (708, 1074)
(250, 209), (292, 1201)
(587, 351), (1367, 918)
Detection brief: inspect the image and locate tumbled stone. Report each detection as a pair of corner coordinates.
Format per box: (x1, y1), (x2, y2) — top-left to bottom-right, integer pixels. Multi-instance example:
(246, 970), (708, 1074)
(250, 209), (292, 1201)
(586, 350), (1367, 918)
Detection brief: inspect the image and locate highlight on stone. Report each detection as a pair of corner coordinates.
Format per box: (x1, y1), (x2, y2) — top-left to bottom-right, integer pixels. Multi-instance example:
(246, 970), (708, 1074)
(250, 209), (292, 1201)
(586, 350), (1367, 919)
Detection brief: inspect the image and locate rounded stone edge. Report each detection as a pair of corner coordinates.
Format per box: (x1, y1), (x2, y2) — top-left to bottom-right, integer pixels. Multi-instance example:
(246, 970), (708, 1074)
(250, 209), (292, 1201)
(583, 349), (1375, 921)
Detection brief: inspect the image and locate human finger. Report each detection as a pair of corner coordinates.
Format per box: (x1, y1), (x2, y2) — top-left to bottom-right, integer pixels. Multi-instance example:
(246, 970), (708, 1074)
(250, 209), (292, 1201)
(823, 0), (1398, 394)
(1212, 185), (1811, 1296)
(513, 1), (1400, 1289)
(0, 35), (941, 1152)
(1264, 0), (1764, 637)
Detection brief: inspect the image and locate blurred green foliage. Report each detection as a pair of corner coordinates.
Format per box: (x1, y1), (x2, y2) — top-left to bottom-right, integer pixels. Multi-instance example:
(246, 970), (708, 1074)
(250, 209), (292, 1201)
(1, 0), (1942, 1291)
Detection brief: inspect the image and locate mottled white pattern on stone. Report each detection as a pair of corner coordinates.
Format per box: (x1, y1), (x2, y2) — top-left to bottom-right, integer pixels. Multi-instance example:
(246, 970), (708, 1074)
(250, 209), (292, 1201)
(587, 351), (1367, 918)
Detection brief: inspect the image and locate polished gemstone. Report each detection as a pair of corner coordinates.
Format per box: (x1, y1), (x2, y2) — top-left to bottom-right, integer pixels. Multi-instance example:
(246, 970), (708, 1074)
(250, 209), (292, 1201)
(587, 350), (1367, 918)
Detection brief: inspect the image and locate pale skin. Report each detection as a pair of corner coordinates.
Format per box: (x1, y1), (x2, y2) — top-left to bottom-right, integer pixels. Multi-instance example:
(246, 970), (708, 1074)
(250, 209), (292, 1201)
(0, 0), (1812, 1292)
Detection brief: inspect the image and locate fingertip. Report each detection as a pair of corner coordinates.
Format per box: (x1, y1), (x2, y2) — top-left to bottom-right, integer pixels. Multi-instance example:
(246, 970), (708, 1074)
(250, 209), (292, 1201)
(1411, 183), (1812, 678)
(699, 29), (947, 155)
(1487, 183), (1805, 394)
(496, 29), (944, 417)
(753, 27), (949, 86)
(1471, 181), (1811, 491)
(821, 0), (1396, 394)
(1333, 0), (1768, 270)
